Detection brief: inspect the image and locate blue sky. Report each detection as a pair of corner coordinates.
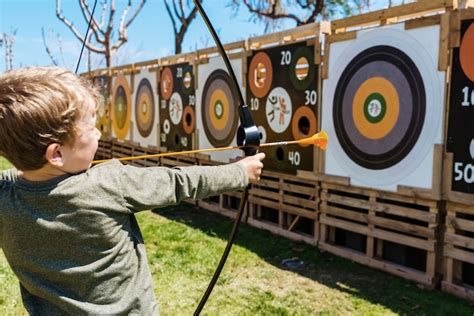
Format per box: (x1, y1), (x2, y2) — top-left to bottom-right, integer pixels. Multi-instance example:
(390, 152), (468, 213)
(0, 0), (298, 72)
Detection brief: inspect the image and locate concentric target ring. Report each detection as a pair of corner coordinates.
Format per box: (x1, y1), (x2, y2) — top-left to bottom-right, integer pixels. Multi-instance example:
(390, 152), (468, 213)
(112, 74), (131, 140)
(201, 69), (239, 147)
(291, 106), (317, 146)
(182, 67), (194, 95)
(182, 106), (195, 135)
(161, 67), (173, 100)
(135, 78), (155, 137)
(290, 46), (315, 91)
(333, 45), (426, 170)
(248, 51), (273, 98)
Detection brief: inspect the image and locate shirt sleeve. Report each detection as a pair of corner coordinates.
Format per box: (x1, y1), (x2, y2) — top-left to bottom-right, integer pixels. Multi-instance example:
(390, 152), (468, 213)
(116, 162), (249, 213)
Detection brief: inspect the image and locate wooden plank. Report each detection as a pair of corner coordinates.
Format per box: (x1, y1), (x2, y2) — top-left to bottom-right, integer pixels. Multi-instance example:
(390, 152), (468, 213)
(444, 247), (474, 264)
(374, 202), (437, 223)
(446, 215), (474, 232)
(319, 242), (435, 286)
(442, 282), (474, 301)
(321, 204), (369, 223)
(327, 31), (357, 44)
(445, 232), (474, 250)
(247, 22), (318, 48)
(282, 195), (318, 209)
(439, 12), (451, 71)
(248, 218), (317, 246)
(331, 1), (452, 31)
(322, 191), (371, 211)
(369, 216), (436, 239)
(405, 14), (441, 29)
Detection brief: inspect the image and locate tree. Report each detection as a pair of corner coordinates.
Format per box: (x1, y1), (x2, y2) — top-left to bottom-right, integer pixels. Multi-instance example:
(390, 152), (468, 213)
(229, 0), (326, 33)
(229, 0), (410, 32)
(0, 29), (17, 71)
(56, 0), (146, 69)
(164, 0), (202, 54)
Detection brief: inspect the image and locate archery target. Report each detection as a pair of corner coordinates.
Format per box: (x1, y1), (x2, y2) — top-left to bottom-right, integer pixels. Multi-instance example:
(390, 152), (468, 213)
(131, 68), (158, 147)
(246, 40), (319, 174)
(159, 62), (195, 151)
(112, 73), (132, 141)
(322, 23), (445, 191)
(93, 76), (111, 138)
(446, 19), (474, 196)
(197, 56), (243, 162)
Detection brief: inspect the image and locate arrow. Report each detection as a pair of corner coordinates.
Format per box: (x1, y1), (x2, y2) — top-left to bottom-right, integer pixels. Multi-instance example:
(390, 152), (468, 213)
(92, 131), (328, 165)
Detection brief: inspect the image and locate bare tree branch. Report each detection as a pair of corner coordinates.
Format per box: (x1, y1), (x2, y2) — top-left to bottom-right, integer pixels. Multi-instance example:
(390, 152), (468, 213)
(41, 28), (59, 66)
(56, 0), (146, 68)
(164, 0), (201, 54)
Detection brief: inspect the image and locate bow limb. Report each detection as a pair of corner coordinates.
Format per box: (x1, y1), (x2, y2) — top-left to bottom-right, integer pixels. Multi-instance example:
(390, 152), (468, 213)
(193, 1), (259, 314)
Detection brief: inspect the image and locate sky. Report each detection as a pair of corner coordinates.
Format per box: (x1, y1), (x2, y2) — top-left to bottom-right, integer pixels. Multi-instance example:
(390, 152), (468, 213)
(0, 0), (299, 73)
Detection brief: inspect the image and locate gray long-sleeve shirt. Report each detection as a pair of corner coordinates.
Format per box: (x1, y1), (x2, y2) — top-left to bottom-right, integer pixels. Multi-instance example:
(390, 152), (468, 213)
(0, 159), (248, 315)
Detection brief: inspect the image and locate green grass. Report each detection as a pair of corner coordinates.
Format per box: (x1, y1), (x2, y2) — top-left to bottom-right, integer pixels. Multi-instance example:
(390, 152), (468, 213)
(1, 157), (473, 314)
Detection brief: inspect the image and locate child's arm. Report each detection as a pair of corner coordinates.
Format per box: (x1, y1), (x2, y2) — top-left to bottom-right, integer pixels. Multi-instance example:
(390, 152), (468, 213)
(113, 153), (265, 212)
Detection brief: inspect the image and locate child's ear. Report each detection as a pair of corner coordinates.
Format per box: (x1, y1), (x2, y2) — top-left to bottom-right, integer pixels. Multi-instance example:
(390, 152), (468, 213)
(45, 143), (64, 167)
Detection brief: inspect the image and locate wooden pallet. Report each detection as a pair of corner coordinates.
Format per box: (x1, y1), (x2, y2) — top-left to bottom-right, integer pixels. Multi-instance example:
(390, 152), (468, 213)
(319, 182), (440, 287)
(442, 202), (474, 300)
(246, 170), (319, 246)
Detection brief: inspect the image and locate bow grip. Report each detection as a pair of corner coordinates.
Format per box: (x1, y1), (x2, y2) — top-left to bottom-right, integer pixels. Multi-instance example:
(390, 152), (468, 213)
(237, 104), (260, 156)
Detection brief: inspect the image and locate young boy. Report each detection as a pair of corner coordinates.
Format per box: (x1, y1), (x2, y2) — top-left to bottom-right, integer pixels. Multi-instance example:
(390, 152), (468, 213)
(0, 67), (265, 315)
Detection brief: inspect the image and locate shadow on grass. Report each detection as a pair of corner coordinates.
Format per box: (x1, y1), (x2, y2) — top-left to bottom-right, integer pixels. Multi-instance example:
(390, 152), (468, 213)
(153, 203), (474, 316)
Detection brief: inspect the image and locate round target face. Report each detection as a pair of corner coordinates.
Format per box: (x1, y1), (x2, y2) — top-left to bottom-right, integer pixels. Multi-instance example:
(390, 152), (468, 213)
(169, 92), (183, 125)
(334, 45), (425, 170)
(323, 26), (443, 187)
(161, 67), (173, 100)
(460, 23), (474, 82)
(265, 87), (292, 133)
(292, 105), (317, 146)
(290, 47), (315, 90)
(258, 125), (267, 144)
(135, 78), (155, 137)
(182, 106), (195, 134)
(248, 51), (273, 98)
(182, 70), (194, 95)
(201, 69), (239, 147)
(163, 119), (171, 134)
(112, 74), (131, 140)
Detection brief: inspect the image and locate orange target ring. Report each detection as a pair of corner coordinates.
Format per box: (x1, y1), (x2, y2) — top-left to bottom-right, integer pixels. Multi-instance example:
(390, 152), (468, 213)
(248, 51), (273, 98)
(182, 106), (195, 134)
(460, 23), (474, 82)
(291, 106), (317, 147)
(161, 67), (174, 100)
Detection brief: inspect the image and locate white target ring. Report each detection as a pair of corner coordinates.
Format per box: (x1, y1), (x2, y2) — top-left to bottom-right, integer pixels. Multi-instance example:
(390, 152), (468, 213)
(265, 87), (292, 133)
(169, 92), (183, 125)
(163, 119), (171, 134)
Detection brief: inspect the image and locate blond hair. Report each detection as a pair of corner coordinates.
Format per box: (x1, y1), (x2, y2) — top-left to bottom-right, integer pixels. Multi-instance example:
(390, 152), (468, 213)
(0, 67), (99, 170)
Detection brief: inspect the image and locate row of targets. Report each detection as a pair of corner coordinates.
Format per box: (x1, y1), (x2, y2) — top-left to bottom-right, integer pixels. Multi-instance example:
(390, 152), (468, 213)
(105, 62), (196, 150)
(447, 17), (474, 196)
(322, 21), (445, 193)
(246, 40), (318, 174)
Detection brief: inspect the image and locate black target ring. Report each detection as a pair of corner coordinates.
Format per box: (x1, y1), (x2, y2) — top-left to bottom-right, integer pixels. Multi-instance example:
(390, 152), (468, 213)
(333, 45), (426, 170)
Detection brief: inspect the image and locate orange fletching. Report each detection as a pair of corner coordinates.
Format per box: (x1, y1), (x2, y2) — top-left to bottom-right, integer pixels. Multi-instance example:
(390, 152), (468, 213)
(299, 131), (328, 150)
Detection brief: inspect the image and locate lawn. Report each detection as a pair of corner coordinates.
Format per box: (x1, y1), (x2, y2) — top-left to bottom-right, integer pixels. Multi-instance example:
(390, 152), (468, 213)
(1, 157), (474, 314)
